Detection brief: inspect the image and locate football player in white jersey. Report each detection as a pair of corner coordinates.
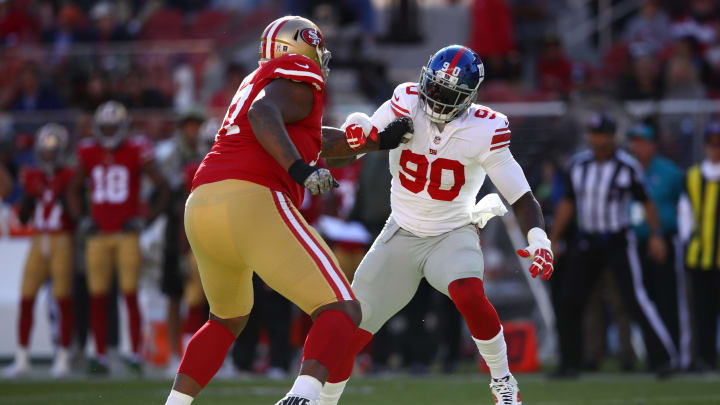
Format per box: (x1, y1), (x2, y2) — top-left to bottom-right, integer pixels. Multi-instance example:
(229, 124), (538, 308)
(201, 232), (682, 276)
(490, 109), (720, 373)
(320, 45), (554, 405)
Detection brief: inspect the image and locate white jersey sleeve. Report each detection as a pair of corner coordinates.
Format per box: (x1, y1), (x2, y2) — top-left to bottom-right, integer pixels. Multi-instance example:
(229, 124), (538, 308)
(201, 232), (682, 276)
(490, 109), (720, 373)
(371, 82), (414, 132)
(476, 113), (531, 205)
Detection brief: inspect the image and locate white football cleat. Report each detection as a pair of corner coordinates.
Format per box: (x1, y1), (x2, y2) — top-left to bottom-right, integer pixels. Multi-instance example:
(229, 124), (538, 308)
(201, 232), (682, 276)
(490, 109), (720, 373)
(274, 394), (316, 405)
(490, 374), (522, 405)
(50, 348), (71, 378)
(3, 349), (31, 378)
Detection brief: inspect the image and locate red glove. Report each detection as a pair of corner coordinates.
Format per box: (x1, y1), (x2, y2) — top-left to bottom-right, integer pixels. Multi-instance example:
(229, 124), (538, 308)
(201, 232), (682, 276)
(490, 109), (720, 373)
(516, 227), (554, 280)
(342, 112), (377, 151)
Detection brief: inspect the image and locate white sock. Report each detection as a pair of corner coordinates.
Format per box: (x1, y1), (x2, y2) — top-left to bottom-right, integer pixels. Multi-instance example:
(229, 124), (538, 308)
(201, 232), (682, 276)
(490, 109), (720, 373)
(473, 326), (510, 379)
(165, 389), (193, 405)
(16, 347), (29, 365)
(318, 380), (348, 405)
(289, 375), (323, 400)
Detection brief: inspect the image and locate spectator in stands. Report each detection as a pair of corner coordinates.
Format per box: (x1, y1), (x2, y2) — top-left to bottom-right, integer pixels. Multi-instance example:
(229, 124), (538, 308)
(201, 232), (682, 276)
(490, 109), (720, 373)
(678, 121), (720, 372)
(82, 1), (131, 42)
(663, 54), (706, 99)
(78, 73), (112, 112)
(537, 36), (572, 98)
(623, 0), (671, 52)
(208, 63), (246, 116)
(0, 0), (39, 46)
(670, 0), (718, 46)
(7, 63), (63, 113)
(629, 122), (691, 371)
(41, 3), (87, 65)
(117, 71), (170, 109)
(618, 45), (664, 100)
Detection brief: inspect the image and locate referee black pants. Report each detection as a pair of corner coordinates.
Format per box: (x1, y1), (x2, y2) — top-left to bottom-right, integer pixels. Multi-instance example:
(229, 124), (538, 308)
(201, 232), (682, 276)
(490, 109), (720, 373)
(555, 231), (678, 370)
(688, 269), (720, 369)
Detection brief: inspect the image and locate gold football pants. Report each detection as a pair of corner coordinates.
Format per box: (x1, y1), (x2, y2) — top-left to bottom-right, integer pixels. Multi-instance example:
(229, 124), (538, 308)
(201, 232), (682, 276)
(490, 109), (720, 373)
(21, 233), (73, 299)
(85, 232), (140, 294)
(184, 180), (354, 319)
(184, 252), (205, 307)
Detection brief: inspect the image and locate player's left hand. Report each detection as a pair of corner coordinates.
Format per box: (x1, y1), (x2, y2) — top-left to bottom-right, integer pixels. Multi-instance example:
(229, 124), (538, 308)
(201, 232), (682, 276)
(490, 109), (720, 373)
(123, 217), (147, 232)
(342, 112), (378, 151)
(516, 227), (554, 280)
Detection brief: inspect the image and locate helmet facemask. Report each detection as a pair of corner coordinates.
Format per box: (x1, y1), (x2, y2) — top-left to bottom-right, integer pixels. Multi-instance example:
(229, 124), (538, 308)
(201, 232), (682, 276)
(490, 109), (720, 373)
(419, 66), (479, 123)
(92, 101), (129, 149)
(35, 123), (69, 175)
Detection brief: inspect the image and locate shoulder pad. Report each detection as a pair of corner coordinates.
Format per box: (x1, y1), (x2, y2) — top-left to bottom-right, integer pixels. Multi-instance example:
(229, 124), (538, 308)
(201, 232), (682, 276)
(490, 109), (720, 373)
(265, 54), (324, 91)
(390, 82), (419, 117)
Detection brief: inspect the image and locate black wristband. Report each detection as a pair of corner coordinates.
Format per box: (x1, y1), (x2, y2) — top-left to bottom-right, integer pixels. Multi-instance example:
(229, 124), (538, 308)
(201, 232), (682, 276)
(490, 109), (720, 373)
(378, 117), (413, 150)
(288, 159), (317, 186)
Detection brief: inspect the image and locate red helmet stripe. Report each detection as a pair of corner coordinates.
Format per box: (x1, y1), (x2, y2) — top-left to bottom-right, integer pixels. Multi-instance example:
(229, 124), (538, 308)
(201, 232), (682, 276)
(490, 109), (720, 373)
(270, 19), (290, 59)
(446, 47), (469, 73)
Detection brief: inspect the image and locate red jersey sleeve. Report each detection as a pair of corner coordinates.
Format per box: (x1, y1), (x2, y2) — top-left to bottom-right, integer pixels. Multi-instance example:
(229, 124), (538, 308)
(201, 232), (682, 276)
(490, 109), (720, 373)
(264, 54), (325, 93)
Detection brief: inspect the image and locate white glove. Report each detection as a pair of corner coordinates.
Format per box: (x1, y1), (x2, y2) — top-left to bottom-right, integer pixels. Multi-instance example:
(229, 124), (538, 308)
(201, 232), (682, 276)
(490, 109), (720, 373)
(341, 112), (377, 150)
(516, 227), (554, 280)
(470, 193), (508, 228)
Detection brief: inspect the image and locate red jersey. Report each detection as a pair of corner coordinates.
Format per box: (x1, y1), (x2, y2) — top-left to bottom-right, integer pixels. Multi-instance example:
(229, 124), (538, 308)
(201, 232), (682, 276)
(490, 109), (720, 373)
(77, 136), (155, 232)
(20, 167), (75, 233)
(192, 54), (326, 208)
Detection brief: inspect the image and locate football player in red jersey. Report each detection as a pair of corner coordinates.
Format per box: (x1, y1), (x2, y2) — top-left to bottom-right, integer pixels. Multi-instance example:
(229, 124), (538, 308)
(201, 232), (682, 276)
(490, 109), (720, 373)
(164, 16), (411, 405)
(67, 101), (169, 375)
(3, 124), (75, 379)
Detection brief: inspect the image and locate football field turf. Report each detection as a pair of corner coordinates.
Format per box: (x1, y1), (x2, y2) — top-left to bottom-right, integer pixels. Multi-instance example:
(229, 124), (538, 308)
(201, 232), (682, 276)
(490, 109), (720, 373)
(1, 373), (719, 405)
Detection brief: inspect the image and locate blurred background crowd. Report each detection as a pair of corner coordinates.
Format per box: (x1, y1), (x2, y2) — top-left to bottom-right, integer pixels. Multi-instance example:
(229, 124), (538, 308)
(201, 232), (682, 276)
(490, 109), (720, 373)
(0, 0), (719, 380)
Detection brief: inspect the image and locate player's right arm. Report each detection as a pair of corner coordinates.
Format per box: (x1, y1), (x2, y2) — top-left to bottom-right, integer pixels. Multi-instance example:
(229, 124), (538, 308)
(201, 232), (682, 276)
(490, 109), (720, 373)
(247, 77), (337, 195)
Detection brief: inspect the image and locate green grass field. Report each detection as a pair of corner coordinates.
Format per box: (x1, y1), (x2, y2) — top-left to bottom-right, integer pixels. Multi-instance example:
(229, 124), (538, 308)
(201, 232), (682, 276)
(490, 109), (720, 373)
(1, 373), (719, 405)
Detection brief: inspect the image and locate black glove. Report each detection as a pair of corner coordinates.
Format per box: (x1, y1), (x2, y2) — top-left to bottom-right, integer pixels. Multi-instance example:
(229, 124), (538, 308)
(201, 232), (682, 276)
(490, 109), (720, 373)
(77, 216), (98, 236)
(377, 117), (414, 150)
(288, 159), (339, 195)
(123, 217), (147, 232)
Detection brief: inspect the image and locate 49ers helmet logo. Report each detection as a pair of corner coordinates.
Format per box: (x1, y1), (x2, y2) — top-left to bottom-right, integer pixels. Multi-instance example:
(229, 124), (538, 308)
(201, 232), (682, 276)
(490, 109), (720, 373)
(300, 28), (322, 47)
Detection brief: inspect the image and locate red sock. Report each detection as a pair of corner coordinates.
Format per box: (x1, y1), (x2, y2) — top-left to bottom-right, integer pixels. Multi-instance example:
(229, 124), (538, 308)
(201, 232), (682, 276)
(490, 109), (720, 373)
(90, 294), (109, 356)
(56, 297), (74, 348)
(327, 328), (373, 383)
(124, 293), (142, 355)
(178, 320), (236, 387)
(18, 298), (35, 347)
(302, 310), (357, 373)
(448, 278), (501, 340)
(182, 305), (207, 336)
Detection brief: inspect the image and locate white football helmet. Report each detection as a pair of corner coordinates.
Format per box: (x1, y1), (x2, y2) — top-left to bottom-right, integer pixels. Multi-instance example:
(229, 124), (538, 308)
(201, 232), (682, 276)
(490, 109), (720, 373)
(92, 100), (129, 149)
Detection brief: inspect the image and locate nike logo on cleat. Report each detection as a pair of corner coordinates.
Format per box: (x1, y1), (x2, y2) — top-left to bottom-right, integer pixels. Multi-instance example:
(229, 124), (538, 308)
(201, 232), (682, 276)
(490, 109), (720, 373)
(280, 397), (310, 405)
(295, 63), (309, 69)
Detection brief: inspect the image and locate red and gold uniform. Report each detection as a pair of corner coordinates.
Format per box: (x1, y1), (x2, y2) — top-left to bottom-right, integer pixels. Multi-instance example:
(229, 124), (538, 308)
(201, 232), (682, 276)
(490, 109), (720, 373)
(187, 54), (354, 319)
(77, 136), (154, 294)
(16, 167), (76, 351)
(20, 167), (75, 299)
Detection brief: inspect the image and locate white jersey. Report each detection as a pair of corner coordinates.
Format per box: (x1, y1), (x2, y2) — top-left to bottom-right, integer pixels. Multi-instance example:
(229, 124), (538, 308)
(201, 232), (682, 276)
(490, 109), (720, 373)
(370, 82), (531, 237)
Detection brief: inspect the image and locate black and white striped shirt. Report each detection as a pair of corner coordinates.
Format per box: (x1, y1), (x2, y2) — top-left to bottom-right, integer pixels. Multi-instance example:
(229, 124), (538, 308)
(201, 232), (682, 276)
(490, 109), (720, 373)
(563, 149), (649, 234)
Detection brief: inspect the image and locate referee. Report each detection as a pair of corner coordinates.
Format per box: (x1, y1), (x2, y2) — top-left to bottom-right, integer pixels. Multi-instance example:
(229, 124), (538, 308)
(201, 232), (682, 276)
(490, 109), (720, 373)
(550, 114), (678, 377)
